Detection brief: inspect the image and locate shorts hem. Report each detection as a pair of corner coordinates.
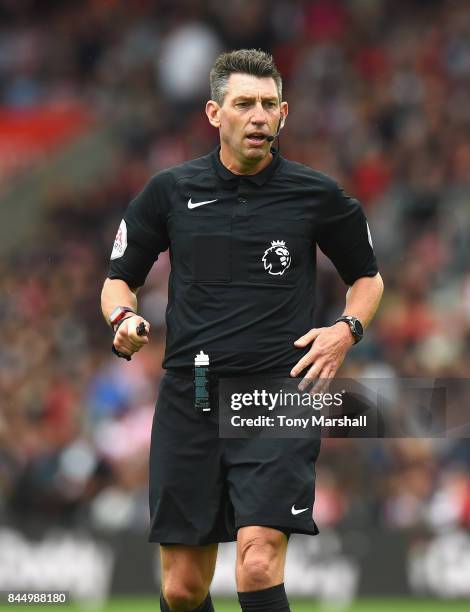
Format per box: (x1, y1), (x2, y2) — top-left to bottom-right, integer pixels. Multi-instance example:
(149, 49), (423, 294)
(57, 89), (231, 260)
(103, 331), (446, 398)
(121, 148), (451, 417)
(235, 514), (319, 536)
(148, 531), (236, 546)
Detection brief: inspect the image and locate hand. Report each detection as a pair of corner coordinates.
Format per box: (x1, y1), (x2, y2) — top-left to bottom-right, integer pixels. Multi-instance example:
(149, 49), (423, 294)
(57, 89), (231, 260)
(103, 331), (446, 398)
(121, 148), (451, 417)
(290, 322), (355, 393)
(113, 315), (150, 359)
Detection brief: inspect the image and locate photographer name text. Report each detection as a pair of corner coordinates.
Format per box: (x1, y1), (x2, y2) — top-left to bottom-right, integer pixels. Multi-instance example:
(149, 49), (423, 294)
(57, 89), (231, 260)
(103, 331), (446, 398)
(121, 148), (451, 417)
(230, 414), (367, 428)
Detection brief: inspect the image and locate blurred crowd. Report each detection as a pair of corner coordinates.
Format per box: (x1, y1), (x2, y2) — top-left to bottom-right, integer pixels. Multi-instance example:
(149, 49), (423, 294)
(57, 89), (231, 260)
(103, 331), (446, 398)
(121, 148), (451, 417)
(0, 0), (469, 535)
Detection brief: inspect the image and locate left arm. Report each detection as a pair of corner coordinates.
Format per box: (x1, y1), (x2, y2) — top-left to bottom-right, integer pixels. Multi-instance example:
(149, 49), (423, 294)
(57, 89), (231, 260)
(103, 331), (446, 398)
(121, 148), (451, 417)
(341, 272), (384, 329)
(290, 272), (384, 387)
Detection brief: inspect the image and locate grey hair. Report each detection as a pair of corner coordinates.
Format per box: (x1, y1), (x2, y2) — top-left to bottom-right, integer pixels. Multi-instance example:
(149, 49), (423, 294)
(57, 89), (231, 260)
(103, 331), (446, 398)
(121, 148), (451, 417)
(209, 49), (282, 105)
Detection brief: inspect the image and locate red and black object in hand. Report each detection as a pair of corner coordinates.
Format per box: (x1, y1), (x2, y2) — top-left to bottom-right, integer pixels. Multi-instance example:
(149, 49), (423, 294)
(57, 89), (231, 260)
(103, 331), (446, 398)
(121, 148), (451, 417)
(112, 319), (148, 361)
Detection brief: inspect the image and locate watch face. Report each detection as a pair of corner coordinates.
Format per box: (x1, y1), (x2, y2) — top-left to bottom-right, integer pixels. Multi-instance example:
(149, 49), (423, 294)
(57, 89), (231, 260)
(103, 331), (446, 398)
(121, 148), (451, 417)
(109, 306), (124, 324)
(353, 318), (364, 337)
(110, 306), (134, 325)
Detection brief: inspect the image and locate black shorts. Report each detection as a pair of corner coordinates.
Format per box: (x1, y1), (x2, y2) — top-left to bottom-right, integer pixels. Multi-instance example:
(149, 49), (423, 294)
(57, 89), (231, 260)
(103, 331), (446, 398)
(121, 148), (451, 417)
(148, 372), (321, 545)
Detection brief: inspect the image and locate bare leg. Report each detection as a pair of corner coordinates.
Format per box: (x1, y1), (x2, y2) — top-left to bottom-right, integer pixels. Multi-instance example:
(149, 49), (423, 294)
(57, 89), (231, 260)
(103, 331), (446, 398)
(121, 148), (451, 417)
(160, 543), (218, 611)
(236, 526), (288, 591)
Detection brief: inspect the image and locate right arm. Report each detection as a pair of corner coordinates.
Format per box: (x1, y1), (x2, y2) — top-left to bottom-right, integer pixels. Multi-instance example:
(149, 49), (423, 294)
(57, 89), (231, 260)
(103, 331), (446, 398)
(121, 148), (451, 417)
(101, 174), (170, 359)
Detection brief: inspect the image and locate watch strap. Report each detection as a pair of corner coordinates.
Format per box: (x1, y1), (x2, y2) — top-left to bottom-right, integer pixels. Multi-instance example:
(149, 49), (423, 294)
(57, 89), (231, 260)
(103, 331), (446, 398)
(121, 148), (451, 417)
(112, 344), (132, 361)
(109, 306), (136, 333)
(334, 315), (363, 344)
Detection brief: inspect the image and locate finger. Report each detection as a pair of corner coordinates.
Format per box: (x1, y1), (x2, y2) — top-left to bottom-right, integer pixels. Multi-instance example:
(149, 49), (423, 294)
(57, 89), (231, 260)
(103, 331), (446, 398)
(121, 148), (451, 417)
(115, 330), (134, 348)
(116, 338), (135, 353)
(118, 322), (147, 344)
(298, 361), (324, 392)
(129, 336), (149, 349)
(114, 331), (137, 353)
(310, 364), (334, 392)
(113, 342), (133, 358)
(310, 370), (333, 395)
(294, 328), (323, 348)
(290, 349), (320, 378)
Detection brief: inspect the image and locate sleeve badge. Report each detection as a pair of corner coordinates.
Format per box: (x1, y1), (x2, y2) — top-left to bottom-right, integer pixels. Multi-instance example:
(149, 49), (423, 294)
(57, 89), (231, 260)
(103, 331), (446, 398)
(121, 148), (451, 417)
(110, 219), (128, 260)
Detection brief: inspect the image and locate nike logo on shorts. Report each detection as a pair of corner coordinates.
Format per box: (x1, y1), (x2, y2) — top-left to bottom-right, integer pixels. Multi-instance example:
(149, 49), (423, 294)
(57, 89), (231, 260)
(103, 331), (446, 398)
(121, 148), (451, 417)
(188, 198), (218, 209)
(291, 505), (309, 516)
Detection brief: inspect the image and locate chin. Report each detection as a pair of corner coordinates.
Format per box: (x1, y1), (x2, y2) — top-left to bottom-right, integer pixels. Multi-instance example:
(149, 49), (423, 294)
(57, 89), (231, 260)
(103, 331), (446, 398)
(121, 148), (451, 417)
(243, 146), (267, 159)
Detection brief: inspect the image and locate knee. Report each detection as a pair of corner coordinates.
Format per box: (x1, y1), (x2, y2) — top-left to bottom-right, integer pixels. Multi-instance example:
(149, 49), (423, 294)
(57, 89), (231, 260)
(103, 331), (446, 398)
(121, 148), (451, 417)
(240, 553), (271, 588)
(238, 534), (284, 589)
(163, 581), (208, 611)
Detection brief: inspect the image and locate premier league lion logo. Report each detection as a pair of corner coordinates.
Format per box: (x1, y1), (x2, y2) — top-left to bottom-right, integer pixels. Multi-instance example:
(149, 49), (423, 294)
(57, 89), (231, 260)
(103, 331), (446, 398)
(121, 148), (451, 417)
(262, 240), (291, 276)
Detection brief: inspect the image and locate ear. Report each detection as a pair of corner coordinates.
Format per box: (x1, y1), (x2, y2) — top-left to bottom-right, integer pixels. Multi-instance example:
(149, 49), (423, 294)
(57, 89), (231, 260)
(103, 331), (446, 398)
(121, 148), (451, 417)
(280, 100), (288, 130)
(206, 100), (221, 128)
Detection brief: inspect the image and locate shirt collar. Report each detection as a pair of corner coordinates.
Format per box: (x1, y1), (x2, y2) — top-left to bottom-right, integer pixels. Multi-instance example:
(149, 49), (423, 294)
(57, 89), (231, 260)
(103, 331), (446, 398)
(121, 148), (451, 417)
(210, 145), (281, 186)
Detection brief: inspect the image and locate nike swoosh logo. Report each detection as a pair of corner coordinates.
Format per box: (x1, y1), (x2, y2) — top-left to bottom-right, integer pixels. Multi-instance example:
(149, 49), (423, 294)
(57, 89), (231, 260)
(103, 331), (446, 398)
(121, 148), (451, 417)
(291, 505), (309, 516)
(188, 198), (218, 209)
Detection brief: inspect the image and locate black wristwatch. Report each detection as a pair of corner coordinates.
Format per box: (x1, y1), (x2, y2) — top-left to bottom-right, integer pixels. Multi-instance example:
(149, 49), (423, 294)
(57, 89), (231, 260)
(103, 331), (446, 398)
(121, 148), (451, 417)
(109, 306), (136, 333)
(334, 315), (364, 344)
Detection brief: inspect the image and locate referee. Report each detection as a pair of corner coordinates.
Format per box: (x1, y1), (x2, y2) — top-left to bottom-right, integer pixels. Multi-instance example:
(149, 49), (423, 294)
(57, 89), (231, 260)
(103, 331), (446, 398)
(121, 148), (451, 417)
(101, 49), (383, 612)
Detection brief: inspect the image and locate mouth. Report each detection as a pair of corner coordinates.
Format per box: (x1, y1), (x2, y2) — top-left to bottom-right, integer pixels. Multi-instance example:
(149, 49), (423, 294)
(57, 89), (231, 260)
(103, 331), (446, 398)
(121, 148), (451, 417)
(245, 132), (268, 145)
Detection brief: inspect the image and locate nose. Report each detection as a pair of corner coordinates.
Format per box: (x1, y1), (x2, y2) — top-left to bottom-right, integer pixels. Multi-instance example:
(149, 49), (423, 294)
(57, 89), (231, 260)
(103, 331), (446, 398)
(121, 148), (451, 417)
(250, 102), (268, 125)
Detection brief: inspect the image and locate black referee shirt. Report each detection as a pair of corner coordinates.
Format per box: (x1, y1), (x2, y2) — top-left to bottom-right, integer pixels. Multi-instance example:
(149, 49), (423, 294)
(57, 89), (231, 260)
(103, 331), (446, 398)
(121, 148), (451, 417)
(108, 146), (378, 375)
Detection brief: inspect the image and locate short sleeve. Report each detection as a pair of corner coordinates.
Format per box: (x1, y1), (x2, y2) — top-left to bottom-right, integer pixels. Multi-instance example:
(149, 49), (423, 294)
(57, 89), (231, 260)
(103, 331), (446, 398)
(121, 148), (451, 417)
(316, 182), (378, 285)
(107, 174), (170, 288)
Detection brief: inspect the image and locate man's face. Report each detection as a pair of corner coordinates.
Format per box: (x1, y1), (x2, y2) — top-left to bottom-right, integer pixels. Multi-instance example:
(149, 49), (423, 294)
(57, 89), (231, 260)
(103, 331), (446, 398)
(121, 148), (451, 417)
(207, 73), (288, 166)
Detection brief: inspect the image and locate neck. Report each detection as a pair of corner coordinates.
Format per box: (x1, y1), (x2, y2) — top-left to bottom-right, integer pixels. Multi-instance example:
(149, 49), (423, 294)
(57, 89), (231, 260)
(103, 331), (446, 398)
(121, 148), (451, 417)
(219, 144), (273, 176)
